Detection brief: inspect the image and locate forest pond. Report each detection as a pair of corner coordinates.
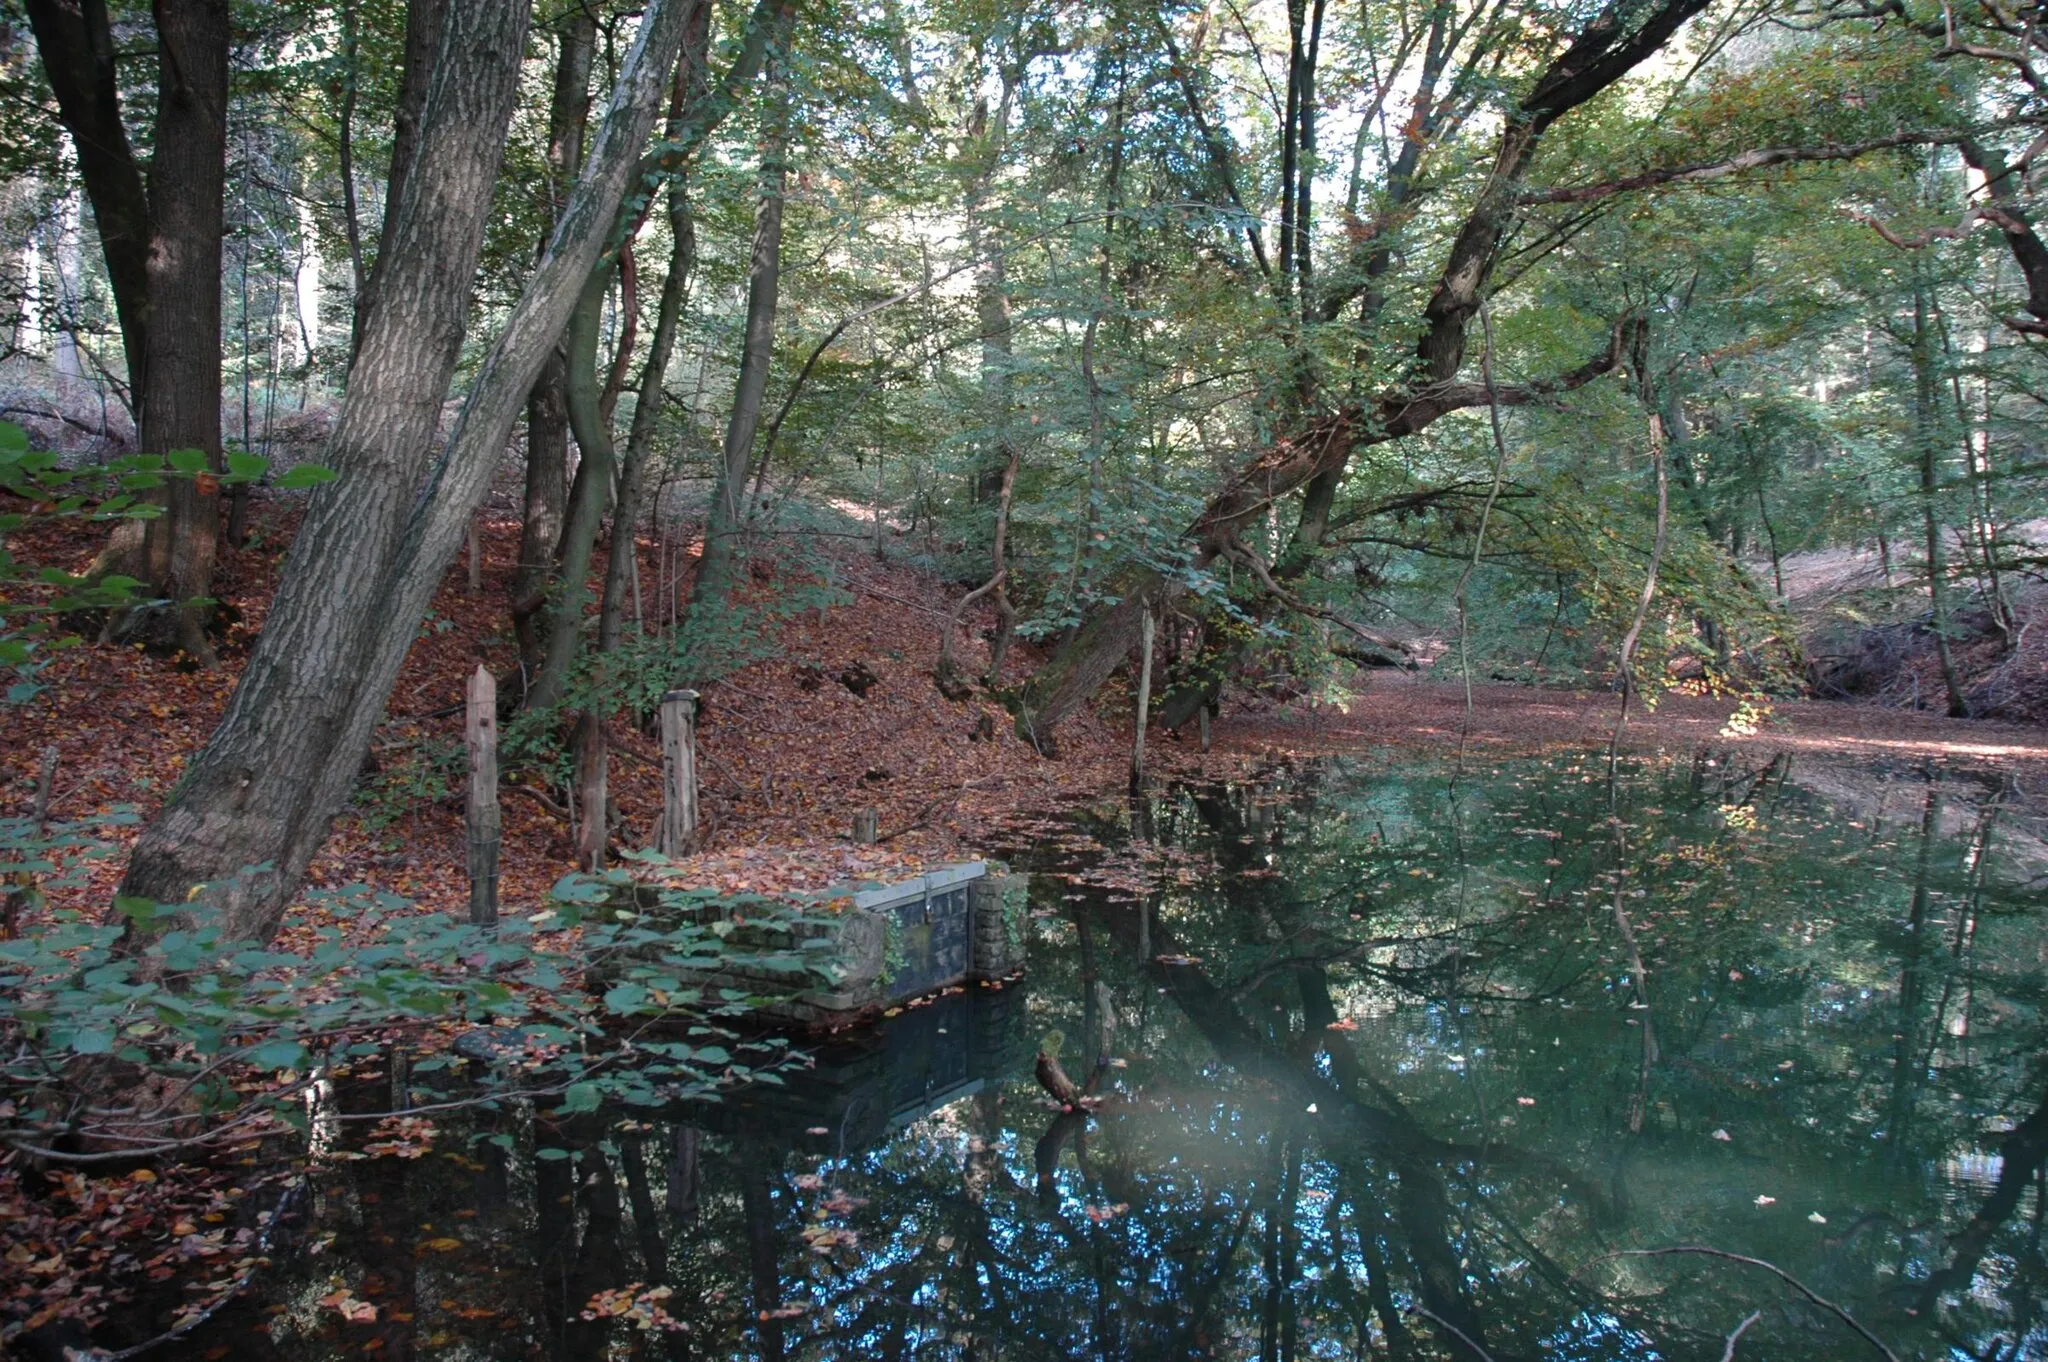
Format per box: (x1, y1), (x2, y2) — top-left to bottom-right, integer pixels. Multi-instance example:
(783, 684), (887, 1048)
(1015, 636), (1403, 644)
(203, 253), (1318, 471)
(188, 745), (2045, 1360)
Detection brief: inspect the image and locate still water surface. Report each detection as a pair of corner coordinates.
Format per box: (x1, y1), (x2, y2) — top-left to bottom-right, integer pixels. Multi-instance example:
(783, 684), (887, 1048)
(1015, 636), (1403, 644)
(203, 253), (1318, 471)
(212, 747), (2048, 1359)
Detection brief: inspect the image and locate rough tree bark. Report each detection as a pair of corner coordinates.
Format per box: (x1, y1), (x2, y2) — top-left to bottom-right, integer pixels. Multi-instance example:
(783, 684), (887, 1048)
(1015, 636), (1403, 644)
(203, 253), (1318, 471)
(351, 0), (450, 356)
(120, 0), (232, 663)
(513, 6), (597, 679)
(118, 0), (697, 942)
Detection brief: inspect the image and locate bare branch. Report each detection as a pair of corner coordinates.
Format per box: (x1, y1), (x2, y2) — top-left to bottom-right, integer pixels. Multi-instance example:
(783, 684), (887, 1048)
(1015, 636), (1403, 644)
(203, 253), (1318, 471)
(1584, 1247), (1902, 1362)
(1720, 1310), (1764, 1362)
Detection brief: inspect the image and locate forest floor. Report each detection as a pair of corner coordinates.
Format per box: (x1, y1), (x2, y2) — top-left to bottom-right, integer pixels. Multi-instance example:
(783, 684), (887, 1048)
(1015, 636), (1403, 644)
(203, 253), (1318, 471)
(6, 494), (2047, 930)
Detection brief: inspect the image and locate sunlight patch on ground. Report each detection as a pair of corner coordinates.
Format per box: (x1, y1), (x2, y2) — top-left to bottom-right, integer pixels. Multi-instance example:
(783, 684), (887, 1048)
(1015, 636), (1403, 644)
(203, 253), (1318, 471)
(1766, 732), (2048, 763)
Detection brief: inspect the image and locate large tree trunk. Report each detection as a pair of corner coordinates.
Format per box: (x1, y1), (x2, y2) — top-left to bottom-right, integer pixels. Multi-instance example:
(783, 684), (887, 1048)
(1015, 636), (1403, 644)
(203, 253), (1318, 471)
(115, 0), (535, 930)
(1911, 278), (1970, 717)
(120, 0), (232, 663)
(688, 2), (795, 616)
(30, 0), (231, 661)
(514, 8), (597, 679)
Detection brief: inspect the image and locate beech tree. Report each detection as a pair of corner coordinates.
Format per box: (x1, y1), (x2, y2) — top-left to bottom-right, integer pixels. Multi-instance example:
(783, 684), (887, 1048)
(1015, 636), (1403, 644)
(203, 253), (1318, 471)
(27, 0), (231, 660)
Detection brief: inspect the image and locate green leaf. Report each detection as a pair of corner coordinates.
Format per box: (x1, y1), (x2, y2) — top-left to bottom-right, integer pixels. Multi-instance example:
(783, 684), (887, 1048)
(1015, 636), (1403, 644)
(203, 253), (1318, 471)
(114, 896), (165, 925)
(602, 983), (648, 1014)
(166, 448), (210, 474)
(224, 450), (267, 481)
(0, 422), (27, 455)
(275, 464), (337, 489)
(248, 1038), (307, 1071)
(560, 1081), (602, 1113)
(71, 1027), (114, 1055)
(551, 873), (612, 905)
(534, 1145), (573, 1161)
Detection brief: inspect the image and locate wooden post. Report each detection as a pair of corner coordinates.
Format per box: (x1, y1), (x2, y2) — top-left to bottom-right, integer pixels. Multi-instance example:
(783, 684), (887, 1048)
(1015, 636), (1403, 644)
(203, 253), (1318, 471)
(1130, 607), (1155, 791)
(465, 665), (500, 927)
(574, 710), (607, 872)
(29, 745), (56, 834)
(3, 746), (58, 940)
(1197, 704), (1211, 754)
(467, 514), (482, 595)
(658, 689), (699, 857)
(852, 808), (879, 845)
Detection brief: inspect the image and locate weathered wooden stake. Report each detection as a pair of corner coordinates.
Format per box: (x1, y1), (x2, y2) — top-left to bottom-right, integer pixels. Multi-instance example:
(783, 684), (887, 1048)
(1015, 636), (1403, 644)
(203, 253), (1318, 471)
(1130, 608), (1155, 790)
(3, 746), (59, 940)
(575, 710), (607, 872)
(852, 808), (879, 845)
(1198, 703), (1211, 754)
(467, 514), (483, 595)
(465, 665), (500, 927)
(30, 745), (56, 833)
(659, 689), (700, 857)
(631, 522), (645, 634)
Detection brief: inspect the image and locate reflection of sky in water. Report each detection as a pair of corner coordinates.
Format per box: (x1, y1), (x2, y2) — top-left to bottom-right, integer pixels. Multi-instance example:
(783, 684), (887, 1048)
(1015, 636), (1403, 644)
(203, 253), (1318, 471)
(212, 750), (2048, 1361)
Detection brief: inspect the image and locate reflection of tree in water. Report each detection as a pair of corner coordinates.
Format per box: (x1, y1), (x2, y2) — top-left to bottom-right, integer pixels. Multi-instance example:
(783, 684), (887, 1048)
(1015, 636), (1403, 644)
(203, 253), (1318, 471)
(236, 751), (2048, 1361)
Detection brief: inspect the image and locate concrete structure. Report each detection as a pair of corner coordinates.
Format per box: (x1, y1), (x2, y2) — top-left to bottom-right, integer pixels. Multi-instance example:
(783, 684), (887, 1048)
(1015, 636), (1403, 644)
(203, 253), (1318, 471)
(595, 861), (1029, 1029)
